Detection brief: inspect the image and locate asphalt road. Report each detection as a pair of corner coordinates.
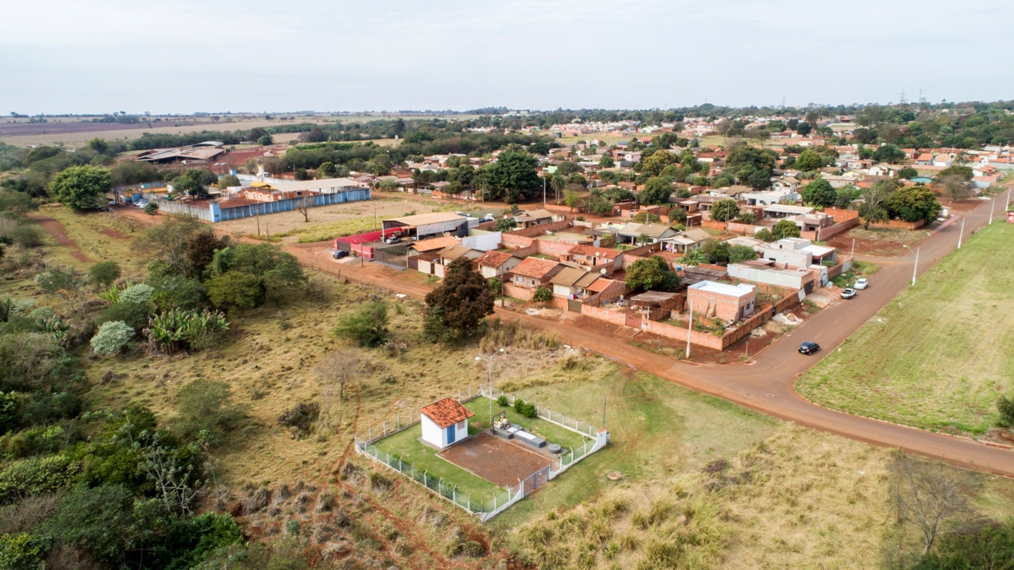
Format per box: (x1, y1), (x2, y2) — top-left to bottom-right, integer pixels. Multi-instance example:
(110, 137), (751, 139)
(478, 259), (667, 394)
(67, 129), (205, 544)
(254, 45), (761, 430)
(288, 197), (1014, 476)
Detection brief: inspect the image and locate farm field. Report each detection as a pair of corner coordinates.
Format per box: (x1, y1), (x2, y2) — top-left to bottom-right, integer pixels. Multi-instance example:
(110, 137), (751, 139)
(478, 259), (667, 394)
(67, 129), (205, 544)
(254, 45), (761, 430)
(798, 221), (1014, 436)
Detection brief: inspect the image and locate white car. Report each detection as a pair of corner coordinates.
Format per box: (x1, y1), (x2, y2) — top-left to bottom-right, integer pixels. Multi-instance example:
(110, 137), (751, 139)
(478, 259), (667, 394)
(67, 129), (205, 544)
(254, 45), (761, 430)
(854, 278), (869, 290)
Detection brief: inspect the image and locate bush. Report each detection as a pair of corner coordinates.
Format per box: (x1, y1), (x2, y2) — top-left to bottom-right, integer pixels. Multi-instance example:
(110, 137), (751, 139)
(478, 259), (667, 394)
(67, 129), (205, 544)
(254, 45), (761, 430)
(88, 262), (121, 289)
(487, 277), (502, 294)
(0, 455), (73, 503)
(146, 309), (229, 354)
(96, 300), (153, 331)
(997, 396), (1014, 428)
(150, 275), (207, 312)
(497, 395), (509, 407)
(513, 399), (537, 418)
(90, 321), (135, 356)
(277, 402), (320, 437)
(9, 225), (44, 248)
(532, 287), (553, 303)
(206, 271), (263, 310)
(0, 532), (51, 570)
(119, 283), (154, 304)
(334, 301), (389, 348)
(174, 379), (244, 441)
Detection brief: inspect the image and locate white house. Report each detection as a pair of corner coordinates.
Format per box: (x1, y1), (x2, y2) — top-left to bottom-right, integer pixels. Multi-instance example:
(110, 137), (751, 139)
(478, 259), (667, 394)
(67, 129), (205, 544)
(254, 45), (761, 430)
(420, 397), (474, 449)
(933, 155), (952, 168)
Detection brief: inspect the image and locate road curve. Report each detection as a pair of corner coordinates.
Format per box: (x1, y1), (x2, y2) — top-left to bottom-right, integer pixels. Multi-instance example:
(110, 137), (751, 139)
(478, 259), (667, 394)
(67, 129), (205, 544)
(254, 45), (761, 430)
(287, 197), (1014, 477)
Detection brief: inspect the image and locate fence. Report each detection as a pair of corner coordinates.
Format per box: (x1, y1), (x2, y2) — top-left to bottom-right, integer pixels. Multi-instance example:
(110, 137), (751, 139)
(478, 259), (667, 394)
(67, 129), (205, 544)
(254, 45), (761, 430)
(353, 386), (608, 521)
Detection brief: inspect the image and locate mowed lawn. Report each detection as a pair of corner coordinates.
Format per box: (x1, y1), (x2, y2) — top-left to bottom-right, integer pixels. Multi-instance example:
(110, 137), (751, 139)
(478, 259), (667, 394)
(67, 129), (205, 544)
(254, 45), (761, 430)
(798, 221), (1014, 435)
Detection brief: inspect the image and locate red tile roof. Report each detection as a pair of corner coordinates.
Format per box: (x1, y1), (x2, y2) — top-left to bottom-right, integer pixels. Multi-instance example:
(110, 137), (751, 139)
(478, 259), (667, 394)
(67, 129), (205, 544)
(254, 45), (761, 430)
(569, 245), (621, 258)
(510, 257), (560, 279)
(420, 398), (474, 428)
(410, 236), (460, 252)
(477, 251), (514, 268)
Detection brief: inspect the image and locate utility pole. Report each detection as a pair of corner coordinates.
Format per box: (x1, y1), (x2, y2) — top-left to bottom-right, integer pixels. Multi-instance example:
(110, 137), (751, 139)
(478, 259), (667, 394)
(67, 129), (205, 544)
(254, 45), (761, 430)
(911, 247), (919, 287)
(957, 217), (964, 249)
(477, 349), (505, 430)
(850, 238), (855, 260)
(990, 197), (995, 225)
(601, 395), (606, 429)
(685, 301), (693, 359)
(543, 176), (547, 208)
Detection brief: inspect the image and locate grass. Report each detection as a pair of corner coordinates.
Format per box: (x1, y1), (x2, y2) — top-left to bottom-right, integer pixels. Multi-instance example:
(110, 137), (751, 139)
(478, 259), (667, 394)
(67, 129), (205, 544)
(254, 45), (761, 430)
(374, 426), (500, 500)
(461, 397), (591, 451)
(799, 221), (1014, 435)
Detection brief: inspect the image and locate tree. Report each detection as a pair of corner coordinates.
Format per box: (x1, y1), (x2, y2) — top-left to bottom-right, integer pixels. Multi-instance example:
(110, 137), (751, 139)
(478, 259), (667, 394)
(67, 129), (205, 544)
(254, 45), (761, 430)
(886, 185), (941, 223)
(995, 395), (1014, 428)
(424, 257), (495, 339)
(303, 127), (327, 143)
(639, 177), (674, 205)
(206, 271), (263, 309)
(598, 155), (615, 168)
(0, 190), (38, 215)
(334, 301), (389, 347)
(495, 217), (517, 232)
(939, 175), (971, 202)
(133, 214), (205, 276)
(796, 121), (812, 135)
(34, 266), (87, 313)
(564, 190), (582, 212)
(88, 261), (121, 289)
(852, 128), (878, 144)
(801, 178), (837, 207)
(171, 169), (217, 199)
(835, 186), (859, 209)
(892, 454), (975, 556)
(873, 144), (906, 163)
(315, 350), (366, 414)
(50, 165), (111, 209)
(859, 180), (895, 228)
(899, 167), (919, 180)
(317, 161), (338, 178)
(294, 196), (312, 222)
(217, 174), (240, 189)
(641, 150), (679, 177)
(669, 207), (688, 225)
(90, 321), (135, 355)
(771, 219), (801, 240)
(186, 230), (226, 278)
(626, 256), (680, 291)
(724, 145), (777, 189)
(795, 149), (824, 172)
(728, 245), (757, 263)
(143, 201), (159, 219)
(710, 199), (740, 223)
(174, 378), (243, 440)
(919, 520), (1014, 569)
(483, 147), (540, 203)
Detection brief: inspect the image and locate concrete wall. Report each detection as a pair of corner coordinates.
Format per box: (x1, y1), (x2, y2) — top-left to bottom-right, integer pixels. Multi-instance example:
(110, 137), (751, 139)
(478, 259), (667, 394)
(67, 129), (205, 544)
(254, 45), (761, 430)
(462, 232), (502, 251)
(421, 415), (444, 448)
(502, 282), (533, 301)
(727, 264), (808, 289)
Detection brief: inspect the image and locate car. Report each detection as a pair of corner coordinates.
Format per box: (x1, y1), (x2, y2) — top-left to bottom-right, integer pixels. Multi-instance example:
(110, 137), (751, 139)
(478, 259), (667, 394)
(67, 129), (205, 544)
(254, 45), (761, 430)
(384, 235), (401, 244)
(840, 288), (857, 299)
(854, 278), (869, 290)
(332, 250), (349, 259)
(798, 341), (820, 355)
(135, 199), (148, 208)
(481, 213), (496, 222)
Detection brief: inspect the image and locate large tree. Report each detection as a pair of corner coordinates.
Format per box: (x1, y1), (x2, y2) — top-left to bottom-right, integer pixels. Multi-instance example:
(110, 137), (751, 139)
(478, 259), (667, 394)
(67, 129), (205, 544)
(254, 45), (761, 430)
(801, 178), (837, 207)
(625, 256), (679, 291)
(640, 149), (679, 177)
(710, 199), (740, 223)
(483, 147), (540, 203)
(424, 257), (495, 339)
(886, 185), (941, 223)
(50, 165), (111, 210)
(639, 177), (674, 205)
(859, 180), (895, 228)
(171, 169), (217, 199)
(794, 149), (824, 172)
(724, 145), (777, 189)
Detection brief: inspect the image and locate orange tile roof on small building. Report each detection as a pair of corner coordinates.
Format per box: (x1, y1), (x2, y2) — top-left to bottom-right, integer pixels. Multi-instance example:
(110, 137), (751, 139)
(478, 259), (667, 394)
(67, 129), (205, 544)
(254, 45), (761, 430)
(420, 398), (474, 428)
(477, 250), (515, 268)
(510, 257), (560, 279)
(569, 244), (620, 258)
(410, 236), (460, 253)
(585, 278), (616, 293)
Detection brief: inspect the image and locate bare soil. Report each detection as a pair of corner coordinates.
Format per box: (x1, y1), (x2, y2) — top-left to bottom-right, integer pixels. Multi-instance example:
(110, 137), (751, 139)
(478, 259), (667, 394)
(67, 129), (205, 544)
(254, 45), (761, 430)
(27, 214), (89, 262)
(439, 432), (551, 488)
(826, 226), (931, 257)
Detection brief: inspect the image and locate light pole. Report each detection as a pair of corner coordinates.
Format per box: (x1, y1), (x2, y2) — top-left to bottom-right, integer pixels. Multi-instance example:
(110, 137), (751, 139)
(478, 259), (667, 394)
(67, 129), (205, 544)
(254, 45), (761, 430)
(957, 217), (965, 249)
(904, 245), (919, 286)
(476, 348), (505, 430)
(989, 196), (996, 225)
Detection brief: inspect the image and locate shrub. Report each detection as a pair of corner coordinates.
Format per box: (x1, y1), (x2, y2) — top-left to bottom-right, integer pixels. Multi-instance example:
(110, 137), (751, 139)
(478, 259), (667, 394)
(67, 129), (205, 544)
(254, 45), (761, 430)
(0, 455), (73, 503)
(206, 271), (263, 309)
(513, 399), (537, 418)
(10, 225), (44, 248)
(334, 301), (389, 348)
(96, 300), (153, 331)
(149, 275), (208, 312)
(0, 532), (51, 570)
(174, 379), (244, 441)
(497, 395), (509, 407)
(90, 321), (135, 355)
(487, 277), (502, 294)
(146, 309), (229, 354)
(278, 402), (320, 437)
(997, 396), (1014, 428)
(119, 283), (154, 304)
(88, 262), (121, 289)
(532, 287), (553, 303)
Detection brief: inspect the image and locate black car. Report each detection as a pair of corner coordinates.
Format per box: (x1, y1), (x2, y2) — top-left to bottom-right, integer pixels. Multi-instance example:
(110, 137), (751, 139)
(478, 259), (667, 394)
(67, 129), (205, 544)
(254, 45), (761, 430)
(333, 250), (349, 259)
(798, 342), (820, 355)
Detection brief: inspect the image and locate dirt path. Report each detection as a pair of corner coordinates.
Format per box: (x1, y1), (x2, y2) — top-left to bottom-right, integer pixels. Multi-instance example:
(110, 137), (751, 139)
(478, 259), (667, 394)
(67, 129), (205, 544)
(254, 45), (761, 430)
(27, 214), (89, 262)
(286, 201), (1014, 478)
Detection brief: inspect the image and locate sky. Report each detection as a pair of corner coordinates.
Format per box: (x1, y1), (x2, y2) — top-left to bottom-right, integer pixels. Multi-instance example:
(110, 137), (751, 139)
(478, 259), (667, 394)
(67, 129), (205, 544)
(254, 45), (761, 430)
(2, 0), (1012, 115)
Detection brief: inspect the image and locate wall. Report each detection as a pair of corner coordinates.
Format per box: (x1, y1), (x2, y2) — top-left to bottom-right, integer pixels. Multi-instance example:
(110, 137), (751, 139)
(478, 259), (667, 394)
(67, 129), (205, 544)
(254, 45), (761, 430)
(461, 231), (502, 251)
(580, 304), (628, 326)
(727, 264), (807, 289)
(502, 282), (533, 301)
(211, 187), (371, 222)
(870, 218), (925, 230)
(505, 218), (573, 238)
(421, 415), (444, 448)
(583, 280), (627, 306)
(701, 219), (762, 234)
(823, 207), (860, 222)
(687, 287), (754, 321)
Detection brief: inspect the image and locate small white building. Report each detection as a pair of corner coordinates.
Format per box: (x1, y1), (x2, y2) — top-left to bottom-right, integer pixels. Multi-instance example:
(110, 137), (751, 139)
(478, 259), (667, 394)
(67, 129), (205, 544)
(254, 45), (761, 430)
(419, 397), (474, 449)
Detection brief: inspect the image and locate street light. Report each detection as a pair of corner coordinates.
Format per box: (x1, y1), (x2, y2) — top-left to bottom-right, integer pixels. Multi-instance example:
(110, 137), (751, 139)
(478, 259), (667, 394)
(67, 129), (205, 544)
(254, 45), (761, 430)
(476, 348), (505, 430)
(904, 245), (919, 286)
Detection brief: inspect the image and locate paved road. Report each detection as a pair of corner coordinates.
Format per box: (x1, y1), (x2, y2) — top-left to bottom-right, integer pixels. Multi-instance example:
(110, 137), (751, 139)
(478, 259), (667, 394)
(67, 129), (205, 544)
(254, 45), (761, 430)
(288, 198), (1014, 476)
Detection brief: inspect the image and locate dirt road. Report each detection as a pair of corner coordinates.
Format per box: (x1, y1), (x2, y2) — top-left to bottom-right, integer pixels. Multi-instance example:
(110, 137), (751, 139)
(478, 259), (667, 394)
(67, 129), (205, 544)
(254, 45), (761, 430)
(27, 214), (90, 262)
(287, 199), (1014, 477)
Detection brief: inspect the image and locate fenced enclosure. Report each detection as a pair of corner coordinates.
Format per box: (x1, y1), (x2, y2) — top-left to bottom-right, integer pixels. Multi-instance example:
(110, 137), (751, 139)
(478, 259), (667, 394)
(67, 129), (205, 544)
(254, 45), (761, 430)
(353, 386), (610, 521)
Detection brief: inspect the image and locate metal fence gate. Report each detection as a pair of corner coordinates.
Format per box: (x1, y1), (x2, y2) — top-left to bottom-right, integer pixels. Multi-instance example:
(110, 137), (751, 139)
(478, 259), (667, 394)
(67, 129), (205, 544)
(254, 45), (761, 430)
(567, 299), (583, 313)
(521, 465), (551, 497)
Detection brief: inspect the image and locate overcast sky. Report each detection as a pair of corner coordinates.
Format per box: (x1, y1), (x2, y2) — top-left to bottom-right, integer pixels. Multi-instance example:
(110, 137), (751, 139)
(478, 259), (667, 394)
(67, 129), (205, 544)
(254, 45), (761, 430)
(3, 0), (1011, 115)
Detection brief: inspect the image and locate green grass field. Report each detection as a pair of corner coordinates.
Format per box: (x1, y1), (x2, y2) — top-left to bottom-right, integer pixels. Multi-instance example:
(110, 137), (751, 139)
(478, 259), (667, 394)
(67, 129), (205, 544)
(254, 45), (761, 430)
(798, 221), (1014, 435)
(373, 427), (501, 501)
(462, 396), (591, 451)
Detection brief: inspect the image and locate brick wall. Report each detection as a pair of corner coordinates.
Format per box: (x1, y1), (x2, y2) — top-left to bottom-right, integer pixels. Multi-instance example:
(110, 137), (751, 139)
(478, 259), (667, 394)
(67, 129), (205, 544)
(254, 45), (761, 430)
(815, 217), (859, 240)
(506, 218), (574, 238)
(824, 207), (859, 222)
(871, 218), (925, 230)
(502, 282), (533, 301)
(700, 219), (761, 235)
(534, 240), (578, 258)
(580, 304), (629, 326)
(502, 233), (535, 248)
(583, 280), (628, 306)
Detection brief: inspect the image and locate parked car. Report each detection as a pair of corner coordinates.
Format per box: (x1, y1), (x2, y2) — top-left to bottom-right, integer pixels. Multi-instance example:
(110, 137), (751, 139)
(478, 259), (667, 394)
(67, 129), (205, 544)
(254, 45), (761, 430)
(798, 341), (820, 355)
(384, 235), (401, 244)
(135, 199), (148, 208)
(332, 250), (349, 259)
(481, 213), (496, 222)
(854, 278), (869, 290)
(840, 288), (857, 299)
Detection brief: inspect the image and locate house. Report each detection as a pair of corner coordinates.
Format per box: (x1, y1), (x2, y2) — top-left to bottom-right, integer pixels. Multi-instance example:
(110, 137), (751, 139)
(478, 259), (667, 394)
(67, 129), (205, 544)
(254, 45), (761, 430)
(932, 155), (953, 168)
(916, 153), (935, 166)
(508, 257), (564, 289)
(549, 267), (601, 299)
(708, 185), (752, 200)
(406, 236), (461, 257)
(771, 179), (799, 192)
(660, 228), (712, 253)
(725, 236), (767, 253)
(687, 281), (756, 322)
(476, 251), (522, 279)
(617, 222), (679, 244)
(419, 397), (474, 449)
(727, 260), (813, 290)
(868, 164), (903, 178)
(762, 238), (835, 268)
(565, 244), (622, 275)
(438, 245), (483, 266)
(762, 204), (814, 219)
(513, 208), (556, 229)
(744, 189), (799, 206)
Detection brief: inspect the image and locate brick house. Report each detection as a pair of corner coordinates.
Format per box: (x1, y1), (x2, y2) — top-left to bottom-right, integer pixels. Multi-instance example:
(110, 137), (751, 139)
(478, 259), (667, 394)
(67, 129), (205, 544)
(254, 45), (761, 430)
(687, 281), (756, 322)
(508, 258), (564, 289)
(476, 250), (522, 279)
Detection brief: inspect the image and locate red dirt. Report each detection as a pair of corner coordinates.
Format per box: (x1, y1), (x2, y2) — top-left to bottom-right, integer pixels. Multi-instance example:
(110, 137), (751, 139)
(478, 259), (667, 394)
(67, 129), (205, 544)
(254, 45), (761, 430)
(27, 214), (89, 262)
(99, 228), (132, 240)
(439, 432), (551, 488)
